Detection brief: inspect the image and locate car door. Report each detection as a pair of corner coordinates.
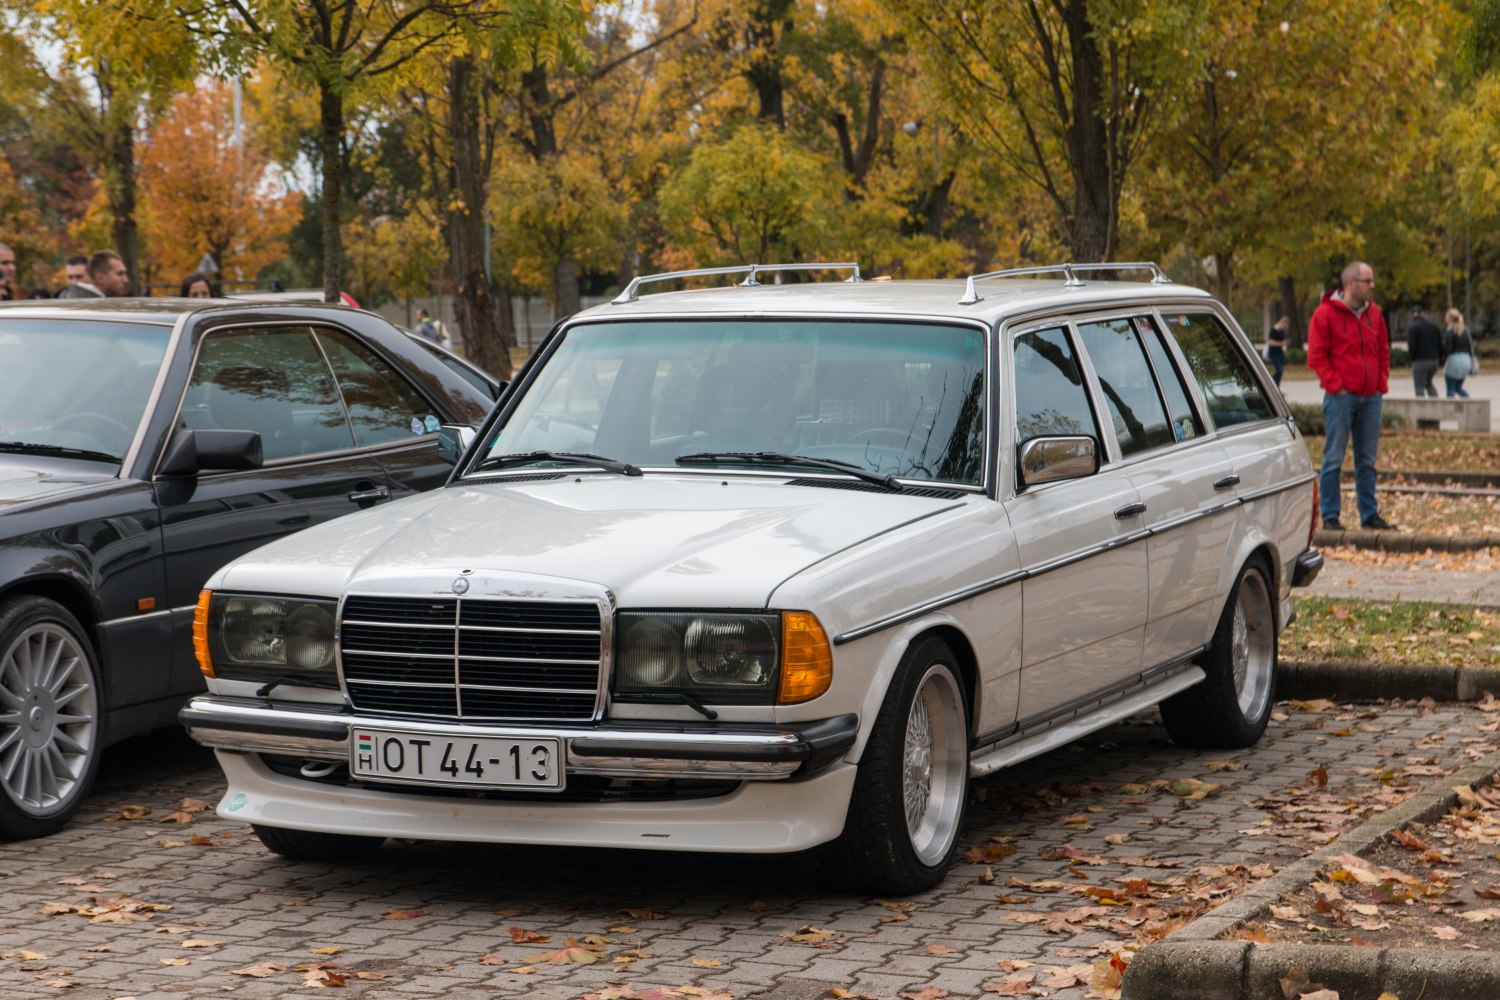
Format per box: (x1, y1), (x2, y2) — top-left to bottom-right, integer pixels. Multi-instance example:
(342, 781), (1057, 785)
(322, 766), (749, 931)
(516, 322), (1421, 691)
(1073, 315), (1237, 669)
(311, 326), (455, 498)
(157, 323), (391, 697)
(1002, 323), (1147, 722)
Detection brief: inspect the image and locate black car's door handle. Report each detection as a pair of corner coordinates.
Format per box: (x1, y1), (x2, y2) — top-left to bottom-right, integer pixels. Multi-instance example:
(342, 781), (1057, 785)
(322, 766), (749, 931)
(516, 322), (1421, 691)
(1213, 475), (1241, 491)
(347, 485), (391, 504)
(276, 513), (312, 526)
(1113, 502), (1147, 519)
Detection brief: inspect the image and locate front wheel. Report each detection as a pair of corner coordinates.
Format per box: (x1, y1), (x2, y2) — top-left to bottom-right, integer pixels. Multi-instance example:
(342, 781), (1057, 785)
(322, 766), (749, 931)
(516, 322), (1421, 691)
(0, 597), (103, 840)
(1160, 560), (1278, 749)
(829, 636), (969, 895)
(252, 823), (385, 862)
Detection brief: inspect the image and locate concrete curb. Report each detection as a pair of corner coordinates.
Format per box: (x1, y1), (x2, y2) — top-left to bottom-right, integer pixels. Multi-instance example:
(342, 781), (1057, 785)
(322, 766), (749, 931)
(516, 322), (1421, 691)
(1121, 751), (1500, 999)
(1277, 660), (1500, 702)
(1313, 527), (1498, 551)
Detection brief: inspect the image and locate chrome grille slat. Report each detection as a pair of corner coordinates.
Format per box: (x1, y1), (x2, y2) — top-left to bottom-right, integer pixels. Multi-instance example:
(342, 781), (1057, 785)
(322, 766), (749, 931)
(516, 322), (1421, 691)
(339, 595), (603, 721)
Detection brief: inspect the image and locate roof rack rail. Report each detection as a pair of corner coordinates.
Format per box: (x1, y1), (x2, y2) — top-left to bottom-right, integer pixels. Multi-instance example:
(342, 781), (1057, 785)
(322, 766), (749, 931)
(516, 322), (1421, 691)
(611, 262), (862, 304)
(958, 261), (1171, 305)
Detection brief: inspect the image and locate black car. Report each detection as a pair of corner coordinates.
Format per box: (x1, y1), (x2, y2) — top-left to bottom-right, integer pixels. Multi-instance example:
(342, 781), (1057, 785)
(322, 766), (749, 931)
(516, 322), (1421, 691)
(0, 298), (496, 839)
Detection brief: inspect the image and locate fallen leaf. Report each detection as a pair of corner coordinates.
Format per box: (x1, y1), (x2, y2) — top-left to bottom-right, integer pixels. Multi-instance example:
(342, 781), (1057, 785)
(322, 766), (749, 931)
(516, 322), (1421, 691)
(309, 946), (340, 955)
(508, 927), (549, 944)
(691, 957), (721, 967)
(159, 958), (189, 966)
(1432, 925), (1462, 940)
(232, 962), (286, 978)
(926, 943), (957, 955)
(180, 940), (220, 949)
(384, 908), (426, 921)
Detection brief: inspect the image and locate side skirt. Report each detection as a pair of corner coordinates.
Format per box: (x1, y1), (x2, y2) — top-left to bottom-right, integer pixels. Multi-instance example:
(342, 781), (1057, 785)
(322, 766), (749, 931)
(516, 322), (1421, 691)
(968, 664), (1206, 778)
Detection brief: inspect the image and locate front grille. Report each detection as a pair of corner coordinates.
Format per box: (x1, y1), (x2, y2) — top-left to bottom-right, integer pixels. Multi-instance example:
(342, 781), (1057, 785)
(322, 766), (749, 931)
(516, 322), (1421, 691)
(340, 595), (602, 721)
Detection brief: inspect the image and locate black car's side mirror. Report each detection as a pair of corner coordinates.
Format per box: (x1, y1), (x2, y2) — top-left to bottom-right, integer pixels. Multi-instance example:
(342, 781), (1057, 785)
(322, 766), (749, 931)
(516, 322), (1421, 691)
(438, 424), (478, 465)
(158, 428), (264, 477)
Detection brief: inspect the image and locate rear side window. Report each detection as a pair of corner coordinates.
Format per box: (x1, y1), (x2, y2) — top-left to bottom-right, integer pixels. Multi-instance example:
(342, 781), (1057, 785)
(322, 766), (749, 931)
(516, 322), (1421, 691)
(1074, 318), (1173, 456)
(315, 328), (442, 448)
(1160, 313), (1276, 427)
(1136, 317), (1202, 442)
(1013, 327), (1100, 446)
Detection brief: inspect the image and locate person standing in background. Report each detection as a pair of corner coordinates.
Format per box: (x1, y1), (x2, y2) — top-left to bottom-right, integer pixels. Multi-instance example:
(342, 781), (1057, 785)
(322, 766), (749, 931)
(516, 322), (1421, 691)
(0, 243), (23, 300)
(1442, 308), (1475, 398)
(86, 250), (130, 298)
(1265, 315), (1290, 386)
(56, 254), (102, 298)
(1307, 260), (1394, 532)
(1406, 305), (1443, 397)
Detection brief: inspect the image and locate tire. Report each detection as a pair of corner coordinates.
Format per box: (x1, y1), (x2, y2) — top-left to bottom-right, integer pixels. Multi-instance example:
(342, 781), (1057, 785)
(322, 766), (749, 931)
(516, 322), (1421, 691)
(829, 636), (969, 895)
(252, 823), (385, 862)
(0, 596), (103, 841)
(1160, 559), (1278, 749)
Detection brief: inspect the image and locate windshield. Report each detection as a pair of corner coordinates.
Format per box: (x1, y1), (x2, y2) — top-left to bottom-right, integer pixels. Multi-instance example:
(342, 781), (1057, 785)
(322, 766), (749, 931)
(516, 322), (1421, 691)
(480, 319), (987, 486)
(0, 318), (172, 461)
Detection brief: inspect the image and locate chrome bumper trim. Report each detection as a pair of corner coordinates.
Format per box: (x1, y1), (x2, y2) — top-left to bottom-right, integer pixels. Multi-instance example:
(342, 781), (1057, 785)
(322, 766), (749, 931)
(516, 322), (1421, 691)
(180, 697), (856, 781)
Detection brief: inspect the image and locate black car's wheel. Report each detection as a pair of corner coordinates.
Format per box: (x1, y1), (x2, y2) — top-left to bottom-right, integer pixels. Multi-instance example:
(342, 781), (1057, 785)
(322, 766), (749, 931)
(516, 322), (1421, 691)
(0, 597), (102, 840)
(1160, 559), (1278, 749)
(829, 635), (969, 895)
(252, 823), (385, 862)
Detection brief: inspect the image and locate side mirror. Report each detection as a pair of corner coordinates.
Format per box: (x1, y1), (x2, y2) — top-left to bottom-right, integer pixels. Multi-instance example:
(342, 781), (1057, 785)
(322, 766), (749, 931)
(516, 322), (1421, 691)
(158, 428), (264, 477)
(1017, 436), (1098, 488)
(438, 424), (478, 465)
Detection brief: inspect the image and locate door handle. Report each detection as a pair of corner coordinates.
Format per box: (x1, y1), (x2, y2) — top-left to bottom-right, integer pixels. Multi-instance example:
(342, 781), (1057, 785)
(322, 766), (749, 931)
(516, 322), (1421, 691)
(347, 485), (391, 504)
(276, 513), (312, 526)
(1213, 475), (1241, 491)
(1113, 502), (1147, 519)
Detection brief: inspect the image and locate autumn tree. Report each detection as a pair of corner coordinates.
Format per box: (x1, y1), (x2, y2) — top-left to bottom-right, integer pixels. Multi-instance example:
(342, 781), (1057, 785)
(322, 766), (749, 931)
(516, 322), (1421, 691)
(887, 0), (1199, 263)
(139, 81), (302, 285)
(179, 0), (507, 303)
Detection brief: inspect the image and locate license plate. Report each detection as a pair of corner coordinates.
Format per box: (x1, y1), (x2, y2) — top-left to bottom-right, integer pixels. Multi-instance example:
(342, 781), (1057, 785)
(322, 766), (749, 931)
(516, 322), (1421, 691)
(350, 729), (564, 790)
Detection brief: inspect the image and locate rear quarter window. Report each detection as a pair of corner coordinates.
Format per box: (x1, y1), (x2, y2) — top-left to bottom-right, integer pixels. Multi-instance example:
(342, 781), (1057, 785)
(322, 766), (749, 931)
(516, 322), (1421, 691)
(1159, 312), (1276, 427)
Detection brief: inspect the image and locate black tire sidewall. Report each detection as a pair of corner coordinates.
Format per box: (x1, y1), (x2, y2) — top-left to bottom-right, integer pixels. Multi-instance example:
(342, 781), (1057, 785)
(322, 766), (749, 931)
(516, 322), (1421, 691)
(0, 596), (103, 839)
(837, 635), (969, 893)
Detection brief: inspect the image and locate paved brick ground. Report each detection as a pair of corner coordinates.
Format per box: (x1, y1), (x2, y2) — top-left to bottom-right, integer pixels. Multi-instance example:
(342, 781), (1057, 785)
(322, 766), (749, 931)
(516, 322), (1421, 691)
(0, 702), (1494, 1000)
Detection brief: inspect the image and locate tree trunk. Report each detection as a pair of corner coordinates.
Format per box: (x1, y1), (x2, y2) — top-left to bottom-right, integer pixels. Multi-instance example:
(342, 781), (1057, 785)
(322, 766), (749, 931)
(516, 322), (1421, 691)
(319, 83), (344, 304)
(1063, 0), (1112, 262)
(446, 55), (515, 379)
(746, 0), (794, 127)
(1214, 252), (1233, 308)
(553, 257), (582, 319)
(105, 116), (141, 295)
(1277, 276), (1301, 348)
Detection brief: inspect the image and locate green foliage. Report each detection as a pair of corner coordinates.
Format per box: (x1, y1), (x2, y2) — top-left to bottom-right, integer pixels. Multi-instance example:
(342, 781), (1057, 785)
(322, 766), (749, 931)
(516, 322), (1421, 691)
(659, 122), (842, 265)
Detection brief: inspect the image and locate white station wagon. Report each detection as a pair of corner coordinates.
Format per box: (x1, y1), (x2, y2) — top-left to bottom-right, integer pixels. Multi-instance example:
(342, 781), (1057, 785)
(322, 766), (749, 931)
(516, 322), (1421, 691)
(182, 262), (1324, 894)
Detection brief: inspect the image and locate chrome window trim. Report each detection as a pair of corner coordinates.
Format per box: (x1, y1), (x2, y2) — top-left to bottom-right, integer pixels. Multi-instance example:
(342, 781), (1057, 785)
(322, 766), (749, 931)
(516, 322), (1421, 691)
(474, 312), (994, 494)
(115, 314), (186, 477)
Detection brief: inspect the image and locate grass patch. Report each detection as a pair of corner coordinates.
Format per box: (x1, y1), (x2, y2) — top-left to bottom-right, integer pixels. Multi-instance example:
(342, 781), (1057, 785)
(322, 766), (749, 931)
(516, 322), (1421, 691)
(1305, 430), (1500, 475)
(1284, 596), (1500, 667)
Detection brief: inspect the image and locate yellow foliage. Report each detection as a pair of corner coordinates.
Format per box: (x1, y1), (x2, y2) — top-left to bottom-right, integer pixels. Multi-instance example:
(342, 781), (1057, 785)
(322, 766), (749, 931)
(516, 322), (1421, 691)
(138, 80), (302, 286)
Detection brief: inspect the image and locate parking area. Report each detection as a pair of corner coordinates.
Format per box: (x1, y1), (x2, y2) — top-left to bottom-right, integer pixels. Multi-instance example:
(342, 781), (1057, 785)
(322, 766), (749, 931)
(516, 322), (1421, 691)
(0, 699), (1492, 1000)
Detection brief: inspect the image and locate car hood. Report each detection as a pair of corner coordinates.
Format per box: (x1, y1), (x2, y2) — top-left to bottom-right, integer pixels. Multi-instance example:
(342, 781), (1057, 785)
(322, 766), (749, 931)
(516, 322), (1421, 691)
(215, 475), (969, 607)
(0, 461), (114, 508)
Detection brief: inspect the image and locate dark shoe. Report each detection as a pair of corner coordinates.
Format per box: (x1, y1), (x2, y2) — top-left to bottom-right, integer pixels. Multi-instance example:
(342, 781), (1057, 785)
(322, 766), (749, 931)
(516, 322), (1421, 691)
(1360, 515), (1396, 531)
(1321, 518), (1343, 530)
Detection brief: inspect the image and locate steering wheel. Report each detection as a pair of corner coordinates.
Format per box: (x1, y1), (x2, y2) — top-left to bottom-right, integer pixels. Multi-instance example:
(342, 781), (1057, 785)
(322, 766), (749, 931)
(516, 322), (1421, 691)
(844, 428), (912, 449)
(52, 411), (133, 449)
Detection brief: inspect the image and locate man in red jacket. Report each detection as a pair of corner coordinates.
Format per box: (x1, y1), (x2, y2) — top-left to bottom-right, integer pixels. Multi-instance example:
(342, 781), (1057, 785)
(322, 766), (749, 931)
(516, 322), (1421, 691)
(1307, 260), (1394, 531)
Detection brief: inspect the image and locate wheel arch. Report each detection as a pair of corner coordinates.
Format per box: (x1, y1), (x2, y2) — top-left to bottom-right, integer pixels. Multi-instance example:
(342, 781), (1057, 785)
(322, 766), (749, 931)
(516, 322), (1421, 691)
(912, 623), (979, 740)
(0, 575), (100, 647)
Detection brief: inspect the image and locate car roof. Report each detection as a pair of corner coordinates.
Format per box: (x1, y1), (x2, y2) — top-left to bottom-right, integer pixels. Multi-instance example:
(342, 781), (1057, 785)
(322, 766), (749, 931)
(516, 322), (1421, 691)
(573, 275), (1217, 326)
(0, 297), (367, 325)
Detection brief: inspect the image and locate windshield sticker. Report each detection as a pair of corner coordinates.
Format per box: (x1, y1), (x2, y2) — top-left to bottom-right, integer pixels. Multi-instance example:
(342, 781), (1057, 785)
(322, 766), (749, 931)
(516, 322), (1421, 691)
(424, 414), (442, 433)
(410, 416), (424, 435)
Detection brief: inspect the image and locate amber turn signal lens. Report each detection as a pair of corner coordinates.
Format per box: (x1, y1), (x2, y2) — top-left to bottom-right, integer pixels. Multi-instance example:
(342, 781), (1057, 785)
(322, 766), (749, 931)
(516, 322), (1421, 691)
(193, 590), (214, 678)
(779, 611), (832, 703)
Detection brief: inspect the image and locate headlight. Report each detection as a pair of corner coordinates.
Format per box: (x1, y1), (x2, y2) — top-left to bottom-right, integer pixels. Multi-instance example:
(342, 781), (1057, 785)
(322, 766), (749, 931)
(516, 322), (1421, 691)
(204, 593), (338, 684)
(615, 612), (831, 705)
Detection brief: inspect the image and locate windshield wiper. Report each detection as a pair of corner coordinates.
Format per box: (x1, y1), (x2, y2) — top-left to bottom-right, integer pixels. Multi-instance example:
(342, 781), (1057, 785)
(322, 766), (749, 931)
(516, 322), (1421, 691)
(676, 451), (902, 492)
(473, 450), (642, 477)
(0, 441), (120, 463)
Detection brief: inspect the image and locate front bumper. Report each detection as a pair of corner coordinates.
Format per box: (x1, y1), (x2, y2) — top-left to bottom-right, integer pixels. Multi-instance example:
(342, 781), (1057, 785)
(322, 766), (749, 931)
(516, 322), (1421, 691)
(179, 696), (859, 781)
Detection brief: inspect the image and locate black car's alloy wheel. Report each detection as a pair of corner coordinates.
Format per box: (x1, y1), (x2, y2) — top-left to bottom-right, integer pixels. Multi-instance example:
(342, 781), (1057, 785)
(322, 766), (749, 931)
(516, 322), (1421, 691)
(0, 597), (101, 840)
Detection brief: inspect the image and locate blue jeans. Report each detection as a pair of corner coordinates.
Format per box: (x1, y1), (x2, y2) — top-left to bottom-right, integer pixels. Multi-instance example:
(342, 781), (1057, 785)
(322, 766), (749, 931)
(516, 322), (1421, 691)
(1445, 377), (1470, 398)
(1320, 391), (1382, 525)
